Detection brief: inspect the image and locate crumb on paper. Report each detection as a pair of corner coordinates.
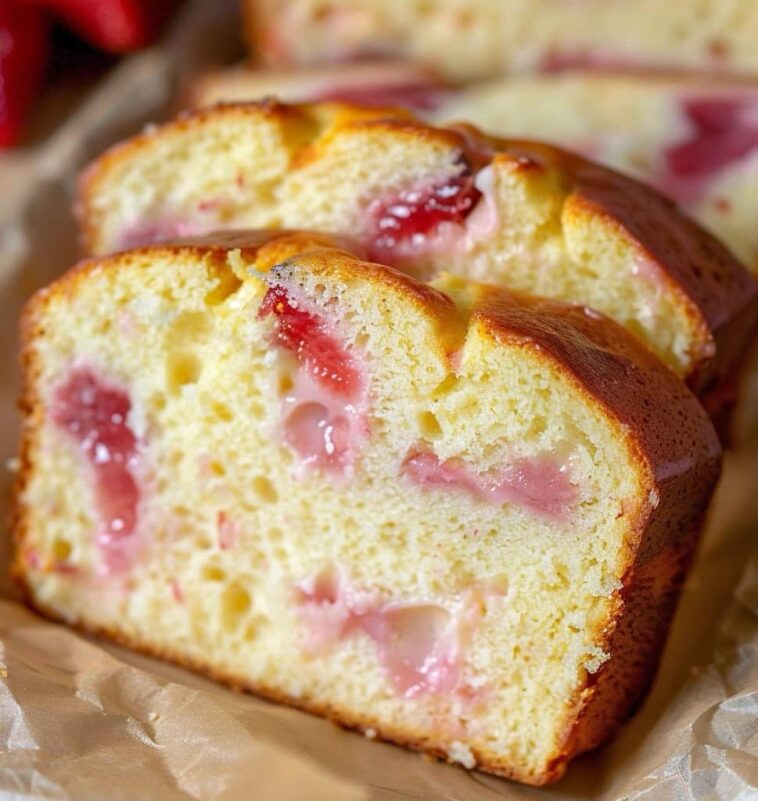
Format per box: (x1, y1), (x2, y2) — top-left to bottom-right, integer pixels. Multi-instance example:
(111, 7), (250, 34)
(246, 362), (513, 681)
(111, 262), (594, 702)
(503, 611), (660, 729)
(447, 741), (476, 769)
(5, 457), (20, 473)
(363, 728), (377, 740)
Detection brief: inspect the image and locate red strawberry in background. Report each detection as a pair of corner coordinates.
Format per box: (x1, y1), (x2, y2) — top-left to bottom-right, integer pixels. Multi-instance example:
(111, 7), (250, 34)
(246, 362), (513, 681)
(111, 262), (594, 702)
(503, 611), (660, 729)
(0, 3), (49, 147)
(1, 0), (178, 147)
(22, 0), (177, 53)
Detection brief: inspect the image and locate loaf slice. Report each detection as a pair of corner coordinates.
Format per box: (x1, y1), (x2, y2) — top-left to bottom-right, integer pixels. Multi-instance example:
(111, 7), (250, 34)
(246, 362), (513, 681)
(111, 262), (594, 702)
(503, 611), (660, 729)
(15, 232), (721, 785)
(78, 101), (757, 401)
(189, 69), (758, 273)
(245, 0), (758, 82)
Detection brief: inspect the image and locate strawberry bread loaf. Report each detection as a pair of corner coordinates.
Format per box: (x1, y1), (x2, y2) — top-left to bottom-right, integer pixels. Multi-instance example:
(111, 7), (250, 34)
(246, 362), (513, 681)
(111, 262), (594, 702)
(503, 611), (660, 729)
(15, 232), (721, 785)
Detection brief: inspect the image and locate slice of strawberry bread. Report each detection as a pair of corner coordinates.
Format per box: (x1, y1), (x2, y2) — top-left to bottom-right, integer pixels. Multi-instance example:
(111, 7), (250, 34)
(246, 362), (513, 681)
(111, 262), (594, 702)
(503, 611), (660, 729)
(77, 101), (758, 405)
(15, 231), (721, 785)
(189, 69), (758, 274)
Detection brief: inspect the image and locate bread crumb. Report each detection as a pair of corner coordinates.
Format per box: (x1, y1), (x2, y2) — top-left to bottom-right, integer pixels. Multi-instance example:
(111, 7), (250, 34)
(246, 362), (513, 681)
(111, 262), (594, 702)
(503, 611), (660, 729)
(448, 740), (476, 769)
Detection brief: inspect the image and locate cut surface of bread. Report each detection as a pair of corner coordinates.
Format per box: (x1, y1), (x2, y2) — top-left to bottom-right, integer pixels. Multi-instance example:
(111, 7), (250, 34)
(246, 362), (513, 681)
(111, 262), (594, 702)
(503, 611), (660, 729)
(15, 232), (721, 785)
(78, 101), (758, 402)
(189, 68), (758, 274)
(246, 0), (758, 82)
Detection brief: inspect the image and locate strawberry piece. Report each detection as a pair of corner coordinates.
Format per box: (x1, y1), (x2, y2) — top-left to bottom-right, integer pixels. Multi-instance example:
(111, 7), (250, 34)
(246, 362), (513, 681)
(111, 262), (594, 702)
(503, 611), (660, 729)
(661, 96), (758, 202)
(259, 284), (368, 478)
(667, 97), (758, 179)
(258, 284), (362, 398)
(52, 368), (140, 541)
(21, 0), (176, 53)
(402, 448), (577, 519)
(366, 174), (481, 265)
(0, 3), (49, 147)
(295, 573), (459, 698)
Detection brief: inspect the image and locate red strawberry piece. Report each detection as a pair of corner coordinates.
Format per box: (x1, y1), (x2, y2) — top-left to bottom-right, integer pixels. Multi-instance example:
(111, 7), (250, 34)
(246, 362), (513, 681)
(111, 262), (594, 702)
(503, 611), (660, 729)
(661, 96), (758, 203)
(667, 97), (758, 179)
(52, 367), (140, 541)
(258, 284), (362, 399)
(366, 174), (482, 265)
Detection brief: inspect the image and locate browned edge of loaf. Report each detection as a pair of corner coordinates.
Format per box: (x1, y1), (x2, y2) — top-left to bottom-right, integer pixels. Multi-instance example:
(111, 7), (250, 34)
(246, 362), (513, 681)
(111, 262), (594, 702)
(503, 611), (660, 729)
(12, 233), (722, 786)
(488, 135), (758, 401)
(472, 285), (722, 776)
(75, 100), (758, 405)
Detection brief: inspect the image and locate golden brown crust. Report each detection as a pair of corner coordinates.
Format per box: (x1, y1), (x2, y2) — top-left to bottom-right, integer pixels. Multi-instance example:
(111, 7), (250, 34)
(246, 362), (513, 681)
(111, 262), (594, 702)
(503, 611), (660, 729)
(555, 533), (698, 770)
(13, 235), (722, 786)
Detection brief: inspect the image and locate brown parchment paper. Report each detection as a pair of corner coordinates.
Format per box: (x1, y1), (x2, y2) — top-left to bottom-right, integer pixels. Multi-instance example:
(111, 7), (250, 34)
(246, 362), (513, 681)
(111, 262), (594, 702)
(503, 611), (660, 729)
(1, 2), (757, 797)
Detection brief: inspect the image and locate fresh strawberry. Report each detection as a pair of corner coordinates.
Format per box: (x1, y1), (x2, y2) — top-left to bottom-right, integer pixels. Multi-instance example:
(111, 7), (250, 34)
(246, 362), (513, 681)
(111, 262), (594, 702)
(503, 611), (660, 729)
(20, 0), (177, 53)
(0, 3), (49, 147)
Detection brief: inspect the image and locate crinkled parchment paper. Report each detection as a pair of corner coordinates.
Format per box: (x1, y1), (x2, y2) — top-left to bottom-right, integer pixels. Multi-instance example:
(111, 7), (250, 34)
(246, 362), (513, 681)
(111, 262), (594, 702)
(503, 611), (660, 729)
(1, 3), (757, 797)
